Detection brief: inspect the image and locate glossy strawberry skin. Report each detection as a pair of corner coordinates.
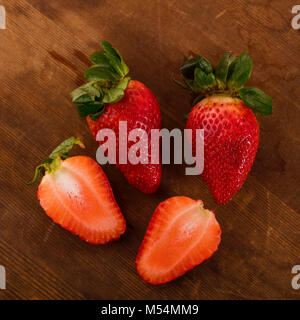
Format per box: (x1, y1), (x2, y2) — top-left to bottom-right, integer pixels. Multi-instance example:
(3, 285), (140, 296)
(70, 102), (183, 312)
(38, 156), (126, 244)
(87, 80), (161, 194)
(186, 95), (259, 204)
(136, 196), (221, 285)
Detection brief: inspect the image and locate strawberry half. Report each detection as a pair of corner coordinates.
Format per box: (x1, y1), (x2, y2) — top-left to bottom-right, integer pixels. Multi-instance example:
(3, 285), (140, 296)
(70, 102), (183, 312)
(71, 41), (161, 194)
(178, 52), (273, 204)
(27, 137), (126, 244)
(136, 196), (221, 285)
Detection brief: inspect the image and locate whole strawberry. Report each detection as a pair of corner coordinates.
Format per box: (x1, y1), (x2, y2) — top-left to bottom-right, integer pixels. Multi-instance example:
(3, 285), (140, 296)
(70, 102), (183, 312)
(71, 41), (161, 194)
(179, 52), (273, 204)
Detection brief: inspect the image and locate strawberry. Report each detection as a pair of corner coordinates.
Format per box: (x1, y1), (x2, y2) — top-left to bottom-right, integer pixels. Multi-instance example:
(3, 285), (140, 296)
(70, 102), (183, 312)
(71, 41), (161, 194)
(178, 52), (273, 204)
(27, 137), (126, 244)
(136, 196), (221, 285)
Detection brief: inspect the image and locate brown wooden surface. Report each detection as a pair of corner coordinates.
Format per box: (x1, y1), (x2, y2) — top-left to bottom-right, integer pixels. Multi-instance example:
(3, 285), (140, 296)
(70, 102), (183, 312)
(0, 0), (299, 300)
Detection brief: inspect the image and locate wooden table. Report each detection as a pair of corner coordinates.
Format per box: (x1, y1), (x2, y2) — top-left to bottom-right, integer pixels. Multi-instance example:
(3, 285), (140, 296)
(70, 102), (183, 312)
(0, 0), (299, 300)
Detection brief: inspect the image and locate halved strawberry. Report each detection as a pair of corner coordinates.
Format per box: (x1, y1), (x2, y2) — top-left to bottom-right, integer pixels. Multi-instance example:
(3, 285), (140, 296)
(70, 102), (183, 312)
(136, 196), (221, 284)
(27, 137), (126, 244)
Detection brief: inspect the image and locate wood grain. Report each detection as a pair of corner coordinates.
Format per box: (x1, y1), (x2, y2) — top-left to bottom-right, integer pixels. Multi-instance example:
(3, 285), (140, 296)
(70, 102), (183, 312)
(0, 0), (299, 299)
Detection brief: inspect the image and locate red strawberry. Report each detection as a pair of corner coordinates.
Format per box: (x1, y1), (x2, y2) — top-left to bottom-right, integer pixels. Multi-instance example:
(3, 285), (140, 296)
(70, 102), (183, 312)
(27, 137), (126, 244)
(179, 52), (273, 204)
(71, 41), (161, 194)
(186, 95), (259, 204)
(136, 196), (221, 285)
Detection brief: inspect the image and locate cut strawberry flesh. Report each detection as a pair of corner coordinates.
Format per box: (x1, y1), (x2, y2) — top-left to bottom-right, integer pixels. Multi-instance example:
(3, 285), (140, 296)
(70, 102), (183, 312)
(136, 196), (221, 284)
(38, 156), (126, 244)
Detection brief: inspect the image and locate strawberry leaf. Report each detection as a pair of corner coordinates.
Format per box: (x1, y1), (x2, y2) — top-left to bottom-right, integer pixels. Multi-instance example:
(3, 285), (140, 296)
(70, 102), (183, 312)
(90, 110), (105, 121)
(181, 56), (213, 79)
(71, 82), (101, 103)
(77, 102), (104, 117)
(196, 57), (213, 74)
(227, 52), (252, 90)
(215, 52), (235, 89)
(90, 50), (110, 66)
(71, 83), (95, 103)
(27, 138), (85, 185)
(26, 164), (48, 185)
(73, 94), (94, 104)
(182, 76), (203, 93)
(194, 68), (216, 89)
(49, 137), (84, 160)
(239, 87), (273, 116)
(103, 88), (124, 104)
(102, 40), (129, 77)
(115, 77), (131, 90)
(84, 65), (119, 82)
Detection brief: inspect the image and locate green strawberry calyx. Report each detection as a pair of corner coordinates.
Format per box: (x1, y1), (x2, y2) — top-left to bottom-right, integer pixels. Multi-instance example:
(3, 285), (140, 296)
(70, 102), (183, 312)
(177, 51), (273, 116)
(71, 41), (130, 121)
(26, 137), (85, 185)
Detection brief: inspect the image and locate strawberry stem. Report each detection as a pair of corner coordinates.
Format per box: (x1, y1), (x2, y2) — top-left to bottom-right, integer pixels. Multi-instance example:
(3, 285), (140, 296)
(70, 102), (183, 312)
(26, 137), (85, 185)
